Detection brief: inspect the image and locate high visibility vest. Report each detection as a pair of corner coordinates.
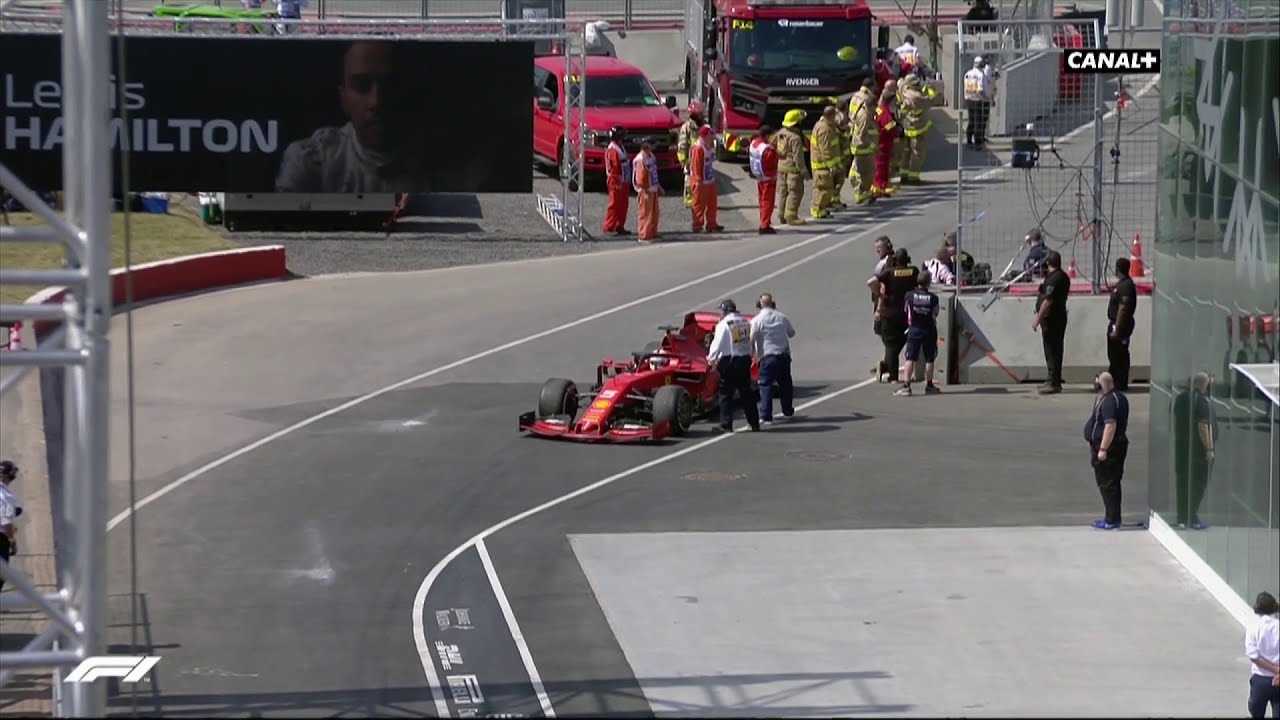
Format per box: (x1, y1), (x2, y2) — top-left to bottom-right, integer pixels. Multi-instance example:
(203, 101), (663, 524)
(896, 43), (920, 68)
(748, 137), (775, 181)
(964, 68), (990, 100)
(632, 152), (660, 192)
(698, 140), (716, 181)
(607, 142), (632, 185)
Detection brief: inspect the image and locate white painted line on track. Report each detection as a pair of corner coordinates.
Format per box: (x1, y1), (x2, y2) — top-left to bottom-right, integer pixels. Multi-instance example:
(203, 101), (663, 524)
(104, 217), (875, 534)
(414, 375), (879, 718)
(475, 538), (557, 719)
(687, 219), (895, 312)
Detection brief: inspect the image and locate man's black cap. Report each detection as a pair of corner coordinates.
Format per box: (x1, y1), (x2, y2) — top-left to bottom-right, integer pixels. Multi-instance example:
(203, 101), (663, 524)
(719, 299), (738, 314)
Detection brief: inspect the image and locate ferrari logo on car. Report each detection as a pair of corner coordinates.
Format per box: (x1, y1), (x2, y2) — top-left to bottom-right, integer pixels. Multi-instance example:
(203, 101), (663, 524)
(592, 400), (610, 409)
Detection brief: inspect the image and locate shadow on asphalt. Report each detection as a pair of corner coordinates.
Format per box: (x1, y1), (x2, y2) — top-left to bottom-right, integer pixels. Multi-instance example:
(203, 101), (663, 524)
(108, 670), (914, 717)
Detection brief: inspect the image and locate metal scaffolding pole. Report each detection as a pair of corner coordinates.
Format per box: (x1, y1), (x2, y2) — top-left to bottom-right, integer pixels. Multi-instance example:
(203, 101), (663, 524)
(0, 0), (112, 717)
(1, 9), (589, 711)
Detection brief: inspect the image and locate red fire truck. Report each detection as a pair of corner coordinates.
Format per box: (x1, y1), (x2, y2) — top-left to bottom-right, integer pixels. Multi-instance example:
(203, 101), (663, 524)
(683, 0), (883, 160)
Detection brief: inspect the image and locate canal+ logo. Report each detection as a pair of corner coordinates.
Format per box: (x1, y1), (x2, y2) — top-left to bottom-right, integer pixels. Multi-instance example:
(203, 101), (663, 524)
(1064, 49), (1161, 74)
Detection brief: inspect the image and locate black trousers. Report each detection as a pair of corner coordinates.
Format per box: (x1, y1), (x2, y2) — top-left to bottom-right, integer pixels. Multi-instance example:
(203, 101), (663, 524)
(1042, 318), (1067, 387)
(0, 534), (10, 593)
(882, 317), (907, 381)
(1175, 455), (1211, 526)
(1091, 442), (1128, 525)
(717, 356), (759, 430)
(1107, 327), (1133, 390)
(965, 100), (991, 144)
(1249, 674), (1280, 719)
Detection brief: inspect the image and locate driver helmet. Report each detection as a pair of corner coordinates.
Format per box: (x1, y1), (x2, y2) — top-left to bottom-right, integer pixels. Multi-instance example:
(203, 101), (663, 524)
(649, 348), (672, 369)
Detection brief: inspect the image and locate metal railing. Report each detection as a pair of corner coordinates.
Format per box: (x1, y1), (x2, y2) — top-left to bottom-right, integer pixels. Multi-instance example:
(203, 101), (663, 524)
(0, 0), (690, 29)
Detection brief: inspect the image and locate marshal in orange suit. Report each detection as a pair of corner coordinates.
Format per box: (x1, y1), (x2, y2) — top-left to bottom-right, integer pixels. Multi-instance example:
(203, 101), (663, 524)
(602, 126), (632, 235)
(632, 137), (663, 241)
(688, 125), (724, 233)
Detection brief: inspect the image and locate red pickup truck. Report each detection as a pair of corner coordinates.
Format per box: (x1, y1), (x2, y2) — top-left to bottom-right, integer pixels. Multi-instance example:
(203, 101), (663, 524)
(533, 54), (684, 190)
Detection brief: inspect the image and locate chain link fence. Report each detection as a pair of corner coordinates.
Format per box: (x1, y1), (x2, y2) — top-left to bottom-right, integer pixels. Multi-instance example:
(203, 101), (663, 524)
(952, 17), (1160, 293)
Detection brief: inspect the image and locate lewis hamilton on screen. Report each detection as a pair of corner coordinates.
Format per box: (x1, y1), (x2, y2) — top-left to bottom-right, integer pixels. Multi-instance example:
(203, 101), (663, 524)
(274, 40), (429, 193)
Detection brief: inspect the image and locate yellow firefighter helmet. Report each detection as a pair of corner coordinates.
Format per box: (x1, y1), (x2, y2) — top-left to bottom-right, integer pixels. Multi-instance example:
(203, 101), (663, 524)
(782, 109), (807, 127)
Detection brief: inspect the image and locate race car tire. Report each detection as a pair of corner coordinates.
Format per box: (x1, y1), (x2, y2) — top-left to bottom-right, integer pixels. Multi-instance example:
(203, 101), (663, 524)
(538, 378), (579, 419)
(652, 385), (694, 437)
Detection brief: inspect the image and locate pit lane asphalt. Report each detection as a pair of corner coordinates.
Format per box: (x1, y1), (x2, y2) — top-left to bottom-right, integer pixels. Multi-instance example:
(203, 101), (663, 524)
(99, 189), (963, 717)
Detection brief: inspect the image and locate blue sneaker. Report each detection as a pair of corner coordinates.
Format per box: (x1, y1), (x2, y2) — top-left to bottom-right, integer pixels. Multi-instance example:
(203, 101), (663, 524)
(1190, 521), (1210, 530)
(1092, 519), (1121, 530)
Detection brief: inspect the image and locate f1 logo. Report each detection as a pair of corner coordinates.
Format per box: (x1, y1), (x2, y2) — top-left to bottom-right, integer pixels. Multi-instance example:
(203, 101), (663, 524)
(64, 656), (162, 683)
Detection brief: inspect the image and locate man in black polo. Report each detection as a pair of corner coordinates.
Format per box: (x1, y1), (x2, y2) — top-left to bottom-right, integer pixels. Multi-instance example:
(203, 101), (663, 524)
(1107, 258), (1139, 391)
(1032, 250), (1070, 394)
(1084, 371), (1130, 530)
(868, 248), (919, 384)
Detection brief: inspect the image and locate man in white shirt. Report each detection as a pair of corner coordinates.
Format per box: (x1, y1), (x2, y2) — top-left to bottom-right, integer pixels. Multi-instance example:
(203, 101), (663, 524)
(275, 41), (430, 193)
(585, 21), (625, 57)
(707, 299), (760, 433)
(1246, 591), (1280, 718)
(894, 35), (927, 77)
(924, 246), (957, 286)
(750, 293), (796, 424)
(963, 56), (995, 148)
(0, 460), (21, 594)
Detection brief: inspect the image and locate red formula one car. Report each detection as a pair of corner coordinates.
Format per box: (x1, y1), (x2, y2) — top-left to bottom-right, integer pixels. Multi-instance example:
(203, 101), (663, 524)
(518, 311), (760, 443)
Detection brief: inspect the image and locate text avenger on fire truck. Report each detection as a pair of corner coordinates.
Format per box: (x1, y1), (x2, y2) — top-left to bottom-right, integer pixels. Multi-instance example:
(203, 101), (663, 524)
(683, 0), (882, 161)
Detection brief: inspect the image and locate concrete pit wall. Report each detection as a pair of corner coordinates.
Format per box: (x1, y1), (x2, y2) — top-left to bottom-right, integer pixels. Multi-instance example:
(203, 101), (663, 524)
(950, 294), (1153, 384)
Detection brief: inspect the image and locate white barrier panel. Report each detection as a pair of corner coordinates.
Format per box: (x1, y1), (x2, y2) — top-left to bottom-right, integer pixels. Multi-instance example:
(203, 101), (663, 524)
(954, 294), (1153, 384)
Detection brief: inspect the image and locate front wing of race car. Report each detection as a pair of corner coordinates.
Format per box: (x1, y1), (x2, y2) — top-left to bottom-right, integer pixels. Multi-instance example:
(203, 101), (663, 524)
(518, 411), (672, 443)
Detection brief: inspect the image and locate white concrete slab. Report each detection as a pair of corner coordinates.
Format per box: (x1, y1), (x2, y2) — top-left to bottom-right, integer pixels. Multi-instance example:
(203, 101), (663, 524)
(570, 528), (1248, 718)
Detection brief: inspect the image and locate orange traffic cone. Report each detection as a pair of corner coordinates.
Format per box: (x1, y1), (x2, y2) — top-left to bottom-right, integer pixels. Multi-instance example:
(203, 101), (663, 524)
(1067, 258), (1079, 279)
(6, 321), (23, 351)
(1130, 234), (1146, 277)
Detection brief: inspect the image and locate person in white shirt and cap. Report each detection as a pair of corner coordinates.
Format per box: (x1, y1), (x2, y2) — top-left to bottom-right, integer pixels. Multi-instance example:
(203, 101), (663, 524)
(963, 56), (995, 148)
(1245, 591), (1280, 718)
(707, 299), (760, 433)
(584, 20), (626, 57)
(750, 293), (796, 424)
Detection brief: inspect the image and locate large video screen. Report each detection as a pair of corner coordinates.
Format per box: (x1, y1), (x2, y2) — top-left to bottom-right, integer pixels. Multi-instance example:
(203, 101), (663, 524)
(1, 34), (535, 193)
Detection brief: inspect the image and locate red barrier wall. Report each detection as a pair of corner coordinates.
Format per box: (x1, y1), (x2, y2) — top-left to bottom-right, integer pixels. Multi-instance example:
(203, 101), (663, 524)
(22, 246), (288, 340)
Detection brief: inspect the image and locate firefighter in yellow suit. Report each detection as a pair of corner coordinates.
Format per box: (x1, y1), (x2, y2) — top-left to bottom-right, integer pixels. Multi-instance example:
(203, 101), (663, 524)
(676, 101), (705, 207)
(809, 105), (841, 219)
(772, 109), (809, 226)
(830, 97), (851, 211)
(846, 78), (877, 204)
(897, 73), (943, 183)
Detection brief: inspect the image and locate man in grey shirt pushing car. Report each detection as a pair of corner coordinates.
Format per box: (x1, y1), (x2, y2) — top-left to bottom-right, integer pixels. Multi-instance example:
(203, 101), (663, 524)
(750, 293), (797, 425)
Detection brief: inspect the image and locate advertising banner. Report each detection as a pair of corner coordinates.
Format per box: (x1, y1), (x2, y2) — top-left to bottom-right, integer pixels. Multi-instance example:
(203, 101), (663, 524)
(1, 34), (535, 193)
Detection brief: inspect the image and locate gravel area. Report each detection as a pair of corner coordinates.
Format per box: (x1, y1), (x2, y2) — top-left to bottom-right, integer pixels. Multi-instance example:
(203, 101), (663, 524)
(228, 163), (769, 277)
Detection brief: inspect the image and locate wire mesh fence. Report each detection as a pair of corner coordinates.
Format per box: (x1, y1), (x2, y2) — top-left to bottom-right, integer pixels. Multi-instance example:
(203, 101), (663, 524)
(954, 18), (1104, 289)
(952, 17), (1161, 294)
